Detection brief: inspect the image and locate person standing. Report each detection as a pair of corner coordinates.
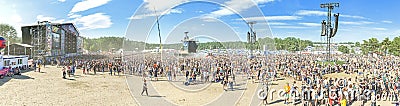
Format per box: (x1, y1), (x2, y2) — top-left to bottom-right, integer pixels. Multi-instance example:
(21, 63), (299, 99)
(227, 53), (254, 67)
(102, 64), (105, 73)
(93, 63), (97, 75)
(185, 70), (189, 81)
(153, 63), (158, 81)
(38, 63), (41, 72)
(141, 79), (148, 96)
(284, 83), (291, 104)
(82, 64), (86, 75)
(109, 63), (112, 75)
(33, 62), (37, 72)
(62, 66), (66, 79)
(173, 65), (177, 81)
(67, 66), (71, 77)
(71, 65), (75, 76)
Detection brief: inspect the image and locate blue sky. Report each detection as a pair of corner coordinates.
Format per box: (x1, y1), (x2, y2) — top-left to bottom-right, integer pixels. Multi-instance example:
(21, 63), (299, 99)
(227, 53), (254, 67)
(1, 0), (399, 44)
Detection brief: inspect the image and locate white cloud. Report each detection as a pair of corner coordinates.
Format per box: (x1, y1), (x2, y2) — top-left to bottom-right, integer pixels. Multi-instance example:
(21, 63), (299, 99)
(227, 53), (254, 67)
(205, 0), (275, 18)
(296, 10), (367, 19)
(382, 20), (392, 24)
(143, 0), (188, 12)
(34, 13), (112, 31)
(0, 3), (24, 37)
(170, 8), (183, 14)
(238, 16), (301, 21)
(341, 21), (374, 25)
(58, 0), (66, 2)
(272, 26), (307, 29)
(128, 8), (184, 20)
(36, 15), (66, 23)
(265, 16), (301, 21)
(295, 10), (325, 16)
(299, 22), (320, 27)
(200, 17), (219, 22)
(372, 27), (387, 31)
(267, 22), (288, 25)
(67, 13), (82, 19)
(10, 14), (22, 23)
(74, 13), (112, 30)
(70, 0), (111, 13)
(196, 10), (204, 13)
(341, 14), (366, 19)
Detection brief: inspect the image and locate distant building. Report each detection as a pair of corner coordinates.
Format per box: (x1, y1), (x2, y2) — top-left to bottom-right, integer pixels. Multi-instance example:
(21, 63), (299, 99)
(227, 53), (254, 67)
(21, 22), (84, 59)
(4, 43), (34, 57)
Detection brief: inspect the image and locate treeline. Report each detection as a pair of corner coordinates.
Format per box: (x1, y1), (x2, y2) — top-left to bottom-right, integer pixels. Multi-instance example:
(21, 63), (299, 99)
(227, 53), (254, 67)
(83, 36), (400, 56)
(83, 37), (314, 52)
(360, 37), (400, 56)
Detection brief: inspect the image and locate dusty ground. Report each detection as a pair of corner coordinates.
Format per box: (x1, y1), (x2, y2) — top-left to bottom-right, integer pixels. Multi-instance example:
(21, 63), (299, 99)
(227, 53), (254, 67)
(0, 66), (137, 106)
(151, 77), (224, 106)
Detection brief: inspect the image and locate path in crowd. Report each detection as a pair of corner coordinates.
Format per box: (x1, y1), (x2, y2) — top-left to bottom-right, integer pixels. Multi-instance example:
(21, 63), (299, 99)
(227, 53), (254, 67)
(236, 79), (259, 106)
(126, 75), (175, 106)
(126, 74), (254, 106)
(205, 74), (248, 106)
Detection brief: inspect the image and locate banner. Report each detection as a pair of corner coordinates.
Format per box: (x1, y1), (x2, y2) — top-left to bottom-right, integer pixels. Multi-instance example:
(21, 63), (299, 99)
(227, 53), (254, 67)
(52, 26), (59, 33)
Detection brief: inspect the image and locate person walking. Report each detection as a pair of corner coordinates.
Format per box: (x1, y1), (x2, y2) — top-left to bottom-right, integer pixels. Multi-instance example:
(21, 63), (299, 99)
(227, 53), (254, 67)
(82, 64), (86, 75)
(33, 62), (37, 72)
(38, 63), (41, 72)
(62, 66), (66, 79)
(93, 63), (97, 75)
(71, 65), (75, 76)
(109, 63), (112, 75)
(67, 66), (71, 77)
(284, 83), (291, 104)
(141, 79), (149, 96)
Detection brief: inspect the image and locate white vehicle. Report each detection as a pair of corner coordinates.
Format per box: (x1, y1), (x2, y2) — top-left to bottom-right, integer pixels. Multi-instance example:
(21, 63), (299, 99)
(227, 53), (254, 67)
(0, 55), (29, 70)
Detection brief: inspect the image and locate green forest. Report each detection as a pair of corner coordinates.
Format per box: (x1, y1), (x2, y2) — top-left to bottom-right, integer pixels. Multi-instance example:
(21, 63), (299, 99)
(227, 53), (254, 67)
(83, 37), (314, 52)
(82, 36), (400, 56)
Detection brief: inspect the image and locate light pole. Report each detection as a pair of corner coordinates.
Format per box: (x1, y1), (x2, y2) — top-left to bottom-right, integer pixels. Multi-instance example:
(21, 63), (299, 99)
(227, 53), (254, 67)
(320, 3), (340, 62)
(247, 21), (257, 58)
(7, 32), (10, 55)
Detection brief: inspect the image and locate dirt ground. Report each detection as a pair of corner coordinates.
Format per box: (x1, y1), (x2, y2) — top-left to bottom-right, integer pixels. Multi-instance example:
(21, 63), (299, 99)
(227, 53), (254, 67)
(0, 66), (137, 106)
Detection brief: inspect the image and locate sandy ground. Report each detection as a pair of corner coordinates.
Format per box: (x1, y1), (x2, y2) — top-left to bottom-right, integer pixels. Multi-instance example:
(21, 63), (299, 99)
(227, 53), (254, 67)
(151, 77), (224, 106)
(236, 81), (258, 106)
(0, 66), (137, 106)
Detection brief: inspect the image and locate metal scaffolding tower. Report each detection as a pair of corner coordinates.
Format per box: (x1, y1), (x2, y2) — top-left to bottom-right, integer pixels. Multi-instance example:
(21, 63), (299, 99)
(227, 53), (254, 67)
(31, 21), (50, 59)
(320, 3), (340, 62)
(247, 21), (257, 58)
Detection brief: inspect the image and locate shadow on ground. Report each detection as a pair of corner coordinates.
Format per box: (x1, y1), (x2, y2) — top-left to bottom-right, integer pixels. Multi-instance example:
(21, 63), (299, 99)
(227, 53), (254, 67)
(0, 69), (35, 86)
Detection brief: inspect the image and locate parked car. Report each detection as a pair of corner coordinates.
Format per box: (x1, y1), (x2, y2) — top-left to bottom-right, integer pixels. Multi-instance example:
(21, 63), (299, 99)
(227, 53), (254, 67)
(0, 68), (10, 79)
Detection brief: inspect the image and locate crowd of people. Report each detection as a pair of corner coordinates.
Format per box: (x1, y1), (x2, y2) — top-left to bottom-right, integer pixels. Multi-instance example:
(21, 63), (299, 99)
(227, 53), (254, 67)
(124, 53), (400, 105)
(261, 54), (400, 106)
(36, 52), (400, 105)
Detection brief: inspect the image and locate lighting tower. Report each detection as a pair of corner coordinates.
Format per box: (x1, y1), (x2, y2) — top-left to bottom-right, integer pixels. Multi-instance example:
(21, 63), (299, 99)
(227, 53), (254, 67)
(320, 3), (340, 62)
(247, 21), (257, 58)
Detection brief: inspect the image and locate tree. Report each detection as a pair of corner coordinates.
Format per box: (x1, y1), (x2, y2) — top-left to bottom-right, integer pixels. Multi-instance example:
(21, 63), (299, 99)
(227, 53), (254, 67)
(390, 37), (400, 56)
(361, 38), (380, 54)
(0, 24), (18, 44)
(355, 42), (361, 47)
(338, 45), (350, 54)
(381, 37), (391, 55)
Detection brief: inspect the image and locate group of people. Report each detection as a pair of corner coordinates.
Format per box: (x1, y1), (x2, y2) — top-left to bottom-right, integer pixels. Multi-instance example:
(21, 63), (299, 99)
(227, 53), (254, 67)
(47, 52), (400, 105)
(50, 54), (127, 79)
(255, 54), (400, 106)
(123, 53), (243, 91)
